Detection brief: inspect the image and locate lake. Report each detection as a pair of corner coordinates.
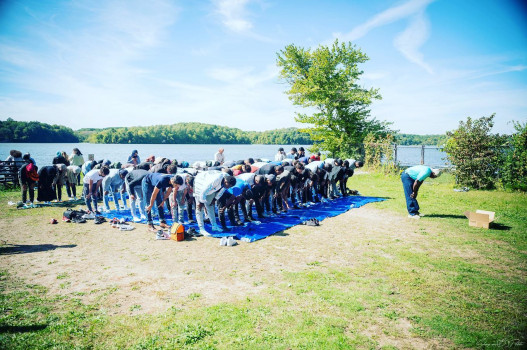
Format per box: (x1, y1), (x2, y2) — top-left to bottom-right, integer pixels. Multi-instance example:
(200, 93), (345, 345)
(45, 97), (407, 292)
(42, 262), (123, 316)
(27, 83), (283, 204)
(1, 143), (450, 168)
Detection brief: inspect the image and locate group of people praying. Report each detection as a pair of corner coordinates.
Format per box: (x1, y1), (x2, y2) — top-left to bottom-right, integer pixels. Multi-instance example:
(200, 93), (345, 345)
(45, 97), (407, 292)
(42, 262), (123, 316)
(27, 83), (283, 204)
(9, 147), (363, 236)
(8, 145), (441, 234)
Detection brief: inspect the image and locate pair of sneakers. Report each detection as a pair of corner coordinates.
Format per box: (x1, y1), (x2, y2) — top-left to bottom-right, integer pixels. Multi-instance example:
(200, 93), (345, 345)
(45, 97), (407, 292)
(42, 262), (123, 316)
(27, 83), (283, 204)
(219, 236), (236, 246)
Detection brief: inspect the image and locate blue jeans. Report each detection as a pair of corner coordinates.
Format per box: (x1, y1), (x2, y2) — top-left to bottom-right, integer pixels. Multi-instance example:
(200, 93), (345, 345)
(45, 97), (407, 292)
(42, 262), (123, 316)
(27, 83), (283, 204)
(401, 172), (419, 215)
(141, 177), (165, 225)
(83, 184), (98, 212)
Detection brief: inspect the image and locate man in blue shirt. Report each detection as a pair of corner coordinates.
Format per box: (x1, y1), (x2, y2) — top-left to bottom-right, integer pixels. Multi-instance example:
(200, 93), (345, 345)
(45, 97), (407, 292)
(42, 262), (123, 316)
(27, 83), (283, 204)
(401, 165), (441, 218)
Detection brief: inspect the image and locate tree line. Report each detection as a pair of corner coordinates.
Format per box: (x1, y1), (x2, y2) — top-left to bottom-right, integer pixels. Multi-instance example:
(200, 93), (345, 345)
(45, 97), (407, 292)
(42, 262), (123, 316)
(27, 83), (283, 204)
(0, 118), (461, 146)
(0, 118), (79, 143)
(0, 119), (313, 145)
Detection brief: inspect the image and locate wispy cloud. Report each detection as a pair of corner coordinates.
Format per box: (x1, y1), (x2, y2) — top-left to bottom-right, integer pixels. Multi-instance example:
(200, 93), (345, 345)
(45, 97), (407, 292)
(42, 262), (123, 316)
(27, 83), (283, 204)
(214, 0), (253, 32)
(211, 0), (273, 42)
(393, 11), (433, 74)
(336, 0), (436, 73)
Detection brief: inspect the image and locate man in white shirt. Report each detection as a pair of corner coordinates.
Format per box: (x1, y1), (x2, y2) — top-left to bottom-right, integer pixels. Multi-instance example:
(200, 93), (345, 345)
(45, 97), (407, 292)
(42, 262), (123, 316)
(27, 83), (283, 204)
(193, 171), (236, 235)
(83, 167), (110, 213)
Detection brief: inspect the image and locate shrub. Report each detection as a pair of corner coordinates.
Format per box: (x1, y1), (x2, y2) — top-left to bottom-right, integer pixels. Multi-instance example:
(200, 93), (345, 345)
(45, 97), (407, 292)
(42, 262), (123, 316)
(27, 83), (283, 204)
(364, 133), (398, 174)
(500, 121), (527, 191)
(443, 114), (506, 189)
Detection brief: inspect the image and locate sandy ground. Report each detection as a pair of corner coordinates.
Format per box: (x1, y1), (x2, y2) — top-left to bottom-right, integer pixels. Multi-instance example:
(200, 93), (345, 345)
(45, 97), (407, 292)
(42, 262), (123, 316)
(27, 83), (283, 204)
(0, 204), (418, 313)
(1, 204), (461, 348)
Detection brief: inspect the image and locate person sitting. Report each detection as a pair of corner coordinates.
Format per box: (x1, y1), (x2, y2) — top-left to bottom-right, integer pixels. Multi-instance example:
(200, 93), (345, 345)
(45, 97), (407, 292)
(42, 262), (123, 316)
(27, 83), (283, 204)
(214, 148), (225, 165)
(5, 150), (24, 170)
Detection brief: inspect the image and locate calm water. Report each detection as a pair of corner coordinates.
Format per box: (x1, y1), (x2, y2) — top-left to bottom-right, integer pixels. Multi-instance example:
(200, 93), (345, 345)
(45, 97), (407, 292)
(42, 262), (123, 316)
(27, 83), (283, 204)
(1, 143), (449, 167)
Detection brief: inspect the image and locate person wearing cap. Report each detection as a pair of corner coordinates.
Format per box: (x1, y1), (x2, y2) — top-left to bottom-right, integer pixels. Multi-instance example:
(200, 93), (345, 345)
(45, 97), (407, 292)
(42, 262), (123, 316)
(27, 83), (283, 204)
(102, 169), (129, 211)
(401, 165), (441, 219)
(127, 150), (140, 164)
(52, 152), (69, 166)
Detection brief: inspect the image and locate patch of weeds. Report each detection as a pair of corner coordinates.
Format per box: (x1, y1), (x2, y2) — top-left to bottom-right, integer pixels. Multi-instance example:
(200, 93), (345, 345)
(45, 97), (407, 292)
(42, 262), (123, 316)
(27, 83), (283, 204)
(384, 310), (400, 320)
(253, 281), (264, 287)
(178, 324), (213, 345)
(47, 260), (57, 265)
(307, 261), (322, 266)
(129, 304), (142, 312)
(56, 273), (69, 280)
(59, 282), (71, 289)
(188, 293), (201, 300)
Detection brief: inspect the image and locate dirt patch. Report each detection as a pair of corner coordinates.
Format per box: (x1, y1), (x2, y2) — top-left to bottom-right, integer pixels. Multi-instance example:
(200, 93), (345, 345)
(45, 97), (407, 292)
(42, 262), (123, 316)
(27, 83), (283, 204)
(0, 206), (422, 314)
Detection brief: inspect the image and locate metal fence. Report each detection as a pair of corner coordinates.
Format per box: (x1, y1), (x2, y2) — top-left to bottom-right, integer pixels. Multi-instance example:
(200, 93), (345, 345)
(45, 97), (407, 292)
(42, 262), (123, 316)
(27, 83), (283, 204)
(392, 145), (450, 168)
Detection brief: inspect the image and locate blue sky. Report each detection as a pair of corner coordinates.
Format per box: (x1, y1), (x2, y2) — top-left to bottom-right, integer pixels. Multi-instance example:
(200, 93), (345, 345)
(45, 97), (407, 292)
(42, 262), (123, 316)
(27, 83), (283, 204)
(0, 0), (526, 134)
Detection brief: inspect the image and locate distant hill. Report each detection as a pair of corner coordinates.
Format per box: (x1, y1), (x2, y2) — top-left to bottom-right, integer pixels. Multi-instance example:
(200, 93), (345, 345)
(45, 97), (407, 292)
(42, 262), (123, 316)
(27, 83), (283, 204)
(77, 123), (313, 145)
(2, 118), (448, 145)
(0, 118), (79, 143)
(394, 133), (447, 146)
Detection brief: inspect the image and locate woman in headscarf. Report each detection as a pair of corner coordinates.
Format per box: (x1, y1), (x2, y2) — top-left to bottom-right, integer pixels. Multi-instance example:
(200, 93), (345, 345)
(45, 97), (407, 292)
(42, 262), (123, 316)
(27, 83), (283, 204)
(37, 165), (58, 203)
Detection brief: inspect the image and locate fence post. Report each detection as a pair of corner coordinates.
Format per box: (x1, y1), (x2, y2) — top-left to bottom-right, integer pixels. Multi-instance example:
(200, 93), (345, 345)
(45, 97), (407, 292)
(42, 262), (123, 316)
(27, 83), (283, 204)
(393, 143), (397, 165)
(421, 145), (425, 165)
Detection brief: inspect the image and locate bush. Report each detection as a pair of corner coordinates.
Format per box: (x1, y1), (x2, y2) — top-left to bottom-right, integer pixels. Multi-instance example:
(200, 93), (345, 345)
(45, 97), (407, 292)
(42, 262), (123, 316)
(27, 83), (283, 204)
(364, 133), (398, 174)
(443, 114), (506, 190)
(500, 121), (527, 191)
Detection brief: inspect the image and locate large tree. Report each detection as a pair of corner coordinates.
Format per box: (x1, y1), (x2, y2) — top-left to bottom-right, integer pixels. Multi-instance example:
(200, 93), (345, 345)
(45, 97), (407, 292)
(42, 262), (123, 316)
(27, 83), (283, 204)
(276, 39), (390, 158)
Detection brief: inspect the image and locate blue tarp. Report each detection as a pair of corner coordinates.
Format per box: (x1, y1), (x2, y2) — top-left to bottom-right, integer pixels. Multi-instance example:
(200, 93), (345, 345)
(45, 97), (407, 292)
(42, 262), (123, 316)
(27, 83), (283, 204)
(100, 195), (386, 242)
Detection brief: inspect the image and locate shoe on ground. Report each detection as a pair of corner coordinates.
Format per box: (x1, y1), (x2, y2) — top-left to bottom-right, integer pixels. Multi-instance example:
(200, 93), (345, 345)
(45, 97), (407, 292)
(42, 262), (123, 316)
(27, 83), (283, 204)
(118, 223), (135, 231)
(200, 229), (211, 237)
(226, 236), (237, 246)
(82, 213), (95, 220)
(156, 230), (169, 240)
(220, 237), (227, 246)
(132, 216), (142, 223)
(408, 214), (420, 219)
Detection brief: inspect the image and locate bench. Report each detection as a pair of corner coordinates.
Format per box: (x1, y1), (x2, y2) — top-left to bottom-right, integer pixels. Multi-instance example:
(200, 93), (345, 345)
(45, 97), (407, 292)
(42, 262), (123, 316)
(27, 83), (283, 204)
(0, 161), (20, 189)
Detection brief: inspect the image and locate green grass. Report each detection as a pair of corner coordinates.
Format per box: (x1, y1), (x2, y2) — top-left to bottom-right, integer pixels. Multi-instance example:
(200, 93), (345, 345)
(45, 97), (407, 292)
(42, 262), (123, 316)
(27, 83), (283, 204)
(1, 173), (526, 349)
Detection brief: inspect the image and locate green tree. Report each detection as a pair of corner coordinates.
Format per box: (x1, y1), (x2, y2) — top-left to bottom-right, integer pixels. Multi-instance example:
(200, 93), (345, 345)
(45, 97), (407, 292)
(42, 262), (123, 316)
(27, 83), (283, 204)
(444, 114), (506, 189)
(501, 121), (527, 191)
(276, 39), (390, 158)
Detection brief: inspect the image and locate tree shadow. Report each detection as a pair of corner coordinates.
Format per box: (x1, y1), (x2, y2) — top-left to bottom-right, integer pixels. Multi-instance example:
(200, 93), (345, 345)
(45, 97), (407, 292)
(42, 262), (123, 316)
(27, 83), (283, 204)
(425, 214), (467, 219)
(0, 324), (48, 333)
(0, 244), (77, 255)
